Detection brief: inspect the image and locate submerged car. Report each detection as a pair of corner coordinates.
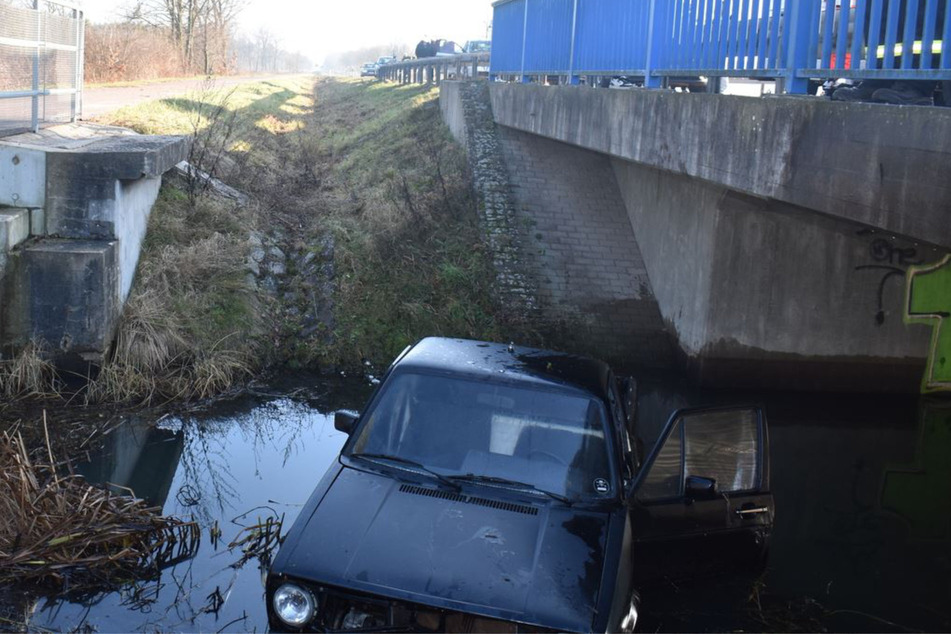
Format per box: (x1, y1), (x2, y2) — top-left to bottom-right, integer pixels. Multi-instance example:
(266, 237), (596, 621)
(266, 338), (774, 632)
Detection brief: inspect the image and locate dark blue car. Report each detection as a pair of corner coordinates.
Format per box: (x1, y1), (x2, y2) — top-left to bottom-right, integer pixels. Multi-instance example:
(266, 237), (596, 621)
(266, 338), (774, 632)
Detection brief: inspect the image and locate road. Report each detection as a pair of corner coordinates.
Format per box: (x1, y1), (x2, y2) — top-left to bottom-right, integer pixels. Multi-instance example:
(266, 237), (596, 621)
(80, 74), (304, 119)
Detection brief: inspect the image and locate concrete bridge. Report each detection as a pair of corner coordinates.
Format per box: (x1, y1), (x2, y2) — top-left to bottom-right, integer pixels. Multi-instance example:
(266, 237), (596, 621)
(440, 81), (951, 392)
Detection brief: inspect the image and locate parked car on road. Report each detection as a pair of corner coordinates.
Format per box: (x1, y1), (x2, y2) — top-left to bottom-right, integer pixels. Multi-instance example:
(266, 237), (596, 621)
(266, 337), (774, 632)
(360, 63), (377, 77)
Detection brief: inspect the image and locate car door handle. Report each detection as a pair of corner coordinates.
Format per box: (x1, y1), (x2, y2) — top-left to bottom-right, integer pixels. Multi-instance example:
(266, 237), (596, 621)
(735, 506), (770, 517)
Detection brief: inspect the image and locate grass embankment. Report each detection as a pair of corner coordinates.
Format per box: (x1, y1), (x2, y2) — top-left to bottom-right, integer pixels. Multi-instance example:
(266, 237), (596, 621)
(299, 79), (522, 364)
(3, 76), (529, 404)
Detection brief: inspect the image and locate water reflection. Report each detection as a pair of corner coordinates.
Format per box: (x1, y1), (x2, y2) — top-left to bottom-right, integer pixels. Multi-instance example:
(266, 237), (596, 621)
(17, 379), (373, 633)
(635, 383), (951, 632)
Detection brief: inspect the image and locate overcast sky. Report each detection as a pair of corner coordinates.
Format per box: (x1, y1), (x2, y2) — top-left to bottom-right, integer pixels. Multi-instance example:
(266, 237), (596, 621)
(79, 0), (494, 63)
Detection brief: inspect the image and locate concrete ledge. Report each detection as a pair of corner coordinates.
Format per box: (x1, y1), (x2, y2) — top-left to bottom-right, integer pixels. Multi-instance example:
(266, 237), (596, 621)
(489, 83), (951, 248)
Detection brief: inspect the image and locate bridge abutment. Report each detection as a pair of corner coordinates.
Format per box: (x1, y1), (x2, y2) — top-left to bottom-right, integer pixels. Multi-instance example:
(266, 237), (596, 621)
(612, 159), (939, 390)
(0, 125), (187, 366)
(441, 80), (949, 391)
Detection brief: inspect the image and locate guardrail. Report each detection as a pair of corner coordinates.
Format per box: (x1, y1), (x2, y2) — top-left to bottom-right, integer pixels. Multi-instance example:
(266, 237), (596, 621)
(490, 0), (949, 93)
(377, 53), (492, 84)
(0, 0), (84, 137)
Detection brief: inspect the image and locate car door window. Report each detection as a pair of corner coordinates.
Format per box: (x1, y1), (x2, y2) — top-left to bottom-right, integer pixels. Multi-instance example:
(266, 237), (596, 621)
(636, 408), (763, 502)
(683, 409), (758, 493)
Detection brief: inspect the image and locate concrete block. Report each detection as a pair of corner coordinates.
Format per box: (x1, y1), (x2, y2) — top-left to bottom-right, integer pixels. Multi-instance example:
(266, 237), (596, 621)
(23, 240), (119, 359)
(0, 208), (30, 252)
(0, 146), (46, 208)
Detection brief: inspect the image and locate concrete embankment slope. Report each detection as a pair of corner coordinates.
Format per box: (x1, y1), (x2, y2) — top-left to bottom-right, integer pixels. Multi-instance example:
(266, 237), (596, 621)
(443, 81), (950, 392)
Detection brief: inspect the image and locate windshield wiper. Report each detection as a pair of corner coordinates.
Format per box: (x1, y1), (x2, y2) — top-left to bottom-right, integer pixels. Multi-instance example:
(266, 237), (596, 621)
(350, 453), (460, 491)
(447, 473), (573, 506)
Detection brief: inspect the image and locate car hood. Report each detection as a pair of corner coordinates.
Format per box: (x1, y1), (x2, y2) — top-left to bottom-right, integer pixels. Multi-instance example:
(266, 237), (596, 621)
(280, 466), (611, 632)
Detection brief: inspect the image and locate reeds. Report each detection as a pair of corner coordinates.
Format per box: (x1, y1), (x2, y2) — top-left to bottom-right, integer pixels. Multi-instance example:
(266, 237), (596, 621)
(0, 419), (199, 589)
(0, 341), (61, 401)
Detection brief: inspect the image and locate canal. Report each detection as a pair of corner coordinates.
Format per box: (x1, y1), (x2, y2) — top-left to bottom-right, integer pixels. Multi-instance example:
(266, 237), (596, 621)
(2, 373), (948, 632)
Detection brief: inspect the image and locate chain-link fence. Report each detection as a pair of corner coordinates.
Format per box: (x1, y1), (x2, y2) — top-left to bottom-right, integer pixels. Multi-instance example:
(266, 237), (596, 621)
(0, 0), (84, 137)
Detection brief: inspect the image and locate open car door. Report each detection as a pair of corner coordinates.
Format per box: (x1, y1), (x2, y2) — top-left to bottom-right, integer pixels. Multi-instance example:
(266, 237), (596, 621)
(629, 406), (773, 583)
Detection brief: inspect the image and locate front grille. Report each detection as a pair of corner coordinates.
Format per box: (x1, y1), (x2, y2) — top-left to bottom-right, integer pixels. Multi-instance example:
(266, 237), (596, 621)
(399, 484), (539, 516)
(287, 580), (548, 633)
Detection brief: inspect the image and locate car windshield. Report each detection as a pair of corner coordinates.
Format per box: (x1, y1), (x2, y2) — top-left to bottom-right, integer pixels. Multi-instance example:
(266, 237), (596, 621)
(348, 372), (613, 501)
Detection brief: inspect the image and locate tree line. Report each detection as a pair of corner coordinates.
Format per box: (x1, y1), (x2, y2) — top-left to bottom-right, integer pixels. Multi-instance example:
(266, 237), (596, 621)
(84, 0), (312, 82)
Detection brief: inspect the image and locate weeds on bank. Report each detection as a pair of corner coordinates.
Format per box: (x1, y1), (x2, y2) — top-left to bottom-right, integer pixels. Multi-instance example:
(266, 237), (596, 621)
(86, 191), (259, 404)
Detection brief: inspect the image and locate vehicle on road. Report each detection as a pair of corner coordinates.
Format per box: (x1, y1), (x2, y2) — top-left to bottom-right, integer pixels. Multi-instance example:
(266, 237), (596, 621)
(266, 338), (774, 632)
(360, 63), (378, 77)
(464, 39), (492, 54)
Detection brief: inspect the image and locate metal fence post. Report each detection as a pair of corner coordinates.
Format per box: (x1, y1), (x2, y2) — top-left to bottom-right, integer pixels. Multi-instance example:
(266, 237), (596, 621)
(783, 0), (813, 94)
(567, 0), (580, 85)
(72, 7), (80, 123)
(520, 0), (531, 82)
(31, 0), (40, 132)
(643, 0), (666, 88)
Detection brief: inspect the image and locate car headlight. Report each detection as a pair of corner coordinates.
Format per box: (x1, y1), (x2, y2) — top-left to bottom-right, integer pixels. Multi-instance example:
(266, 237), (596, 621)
(272, 583), (316, 627)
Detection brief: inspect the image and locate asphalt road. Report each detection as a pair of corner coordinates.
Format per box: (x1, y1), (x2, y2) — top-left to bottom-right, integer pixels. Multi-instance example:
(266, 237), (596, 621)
(80, 74), (305, 119)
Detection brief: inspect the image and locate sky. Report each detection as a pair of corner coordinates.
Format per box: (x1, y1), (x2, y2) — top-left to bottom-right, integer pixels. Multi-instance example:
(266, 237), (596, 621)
(79, 0), (495, 63)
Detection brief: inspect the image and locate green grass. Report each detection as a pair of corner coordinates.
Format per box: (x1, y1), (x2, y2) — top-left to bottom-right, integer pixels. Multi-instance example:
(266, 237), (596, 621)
(83, 75), (529, 401)
(303, 79), (522, 366)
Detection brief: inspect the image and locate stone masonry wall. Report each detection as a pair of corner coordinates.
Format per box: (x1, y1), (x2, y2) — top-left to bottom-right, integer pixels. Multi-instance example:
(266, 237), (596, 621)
(495, 126), (672, 367)
(455, 81), (537, 317)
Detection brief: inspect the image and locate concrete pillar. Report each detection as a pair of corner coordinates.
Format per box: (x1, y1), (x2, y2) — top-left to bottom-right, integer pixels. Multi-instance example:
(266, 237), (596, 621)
(472, 59), (479, 78)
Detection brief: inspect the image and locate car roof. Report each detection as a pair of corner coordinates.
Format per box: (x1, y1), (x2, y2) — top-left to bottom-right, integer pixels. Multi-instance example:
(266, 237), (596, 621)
(394, 337), (613, 402)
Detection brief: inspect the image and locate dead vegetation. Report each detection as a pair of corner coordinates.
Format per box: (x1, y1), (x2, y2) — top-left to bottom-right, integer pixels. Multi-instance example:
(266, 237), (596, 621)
(0, 422), (199, 590)
(0, 342), (61, 402)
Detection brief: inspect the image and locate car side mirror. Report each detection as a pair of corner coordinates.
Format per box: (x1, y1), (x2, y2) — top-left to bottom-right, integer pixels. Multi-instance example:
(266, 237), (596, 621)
(334, 410), (359, 435)
(685, 475), (718, 501)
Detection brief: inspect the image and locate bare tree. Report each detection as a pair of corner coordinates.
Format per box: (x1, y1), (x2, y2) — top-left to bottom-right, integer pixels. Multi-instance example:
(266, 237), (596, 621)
(123, 0), (243, 73)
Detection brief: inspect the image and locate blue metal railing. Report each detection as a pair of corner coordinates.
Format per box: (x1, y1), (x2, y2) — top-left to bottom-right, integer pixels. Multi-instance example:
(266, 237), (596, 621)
(490, 0), (950, 92)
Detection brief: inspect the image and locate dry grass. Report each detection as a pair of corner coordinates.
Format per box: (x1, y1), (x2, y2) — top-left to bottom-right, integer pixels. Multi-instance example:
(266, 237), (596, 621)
(0, 342), (61, 401)
(0, 420), (199, 589)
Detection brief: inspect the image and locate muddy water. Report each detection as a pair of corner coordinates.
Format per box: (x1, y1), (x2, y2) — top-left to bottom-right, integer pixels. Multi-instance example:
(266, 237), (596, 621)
(5, 375), (950, 632)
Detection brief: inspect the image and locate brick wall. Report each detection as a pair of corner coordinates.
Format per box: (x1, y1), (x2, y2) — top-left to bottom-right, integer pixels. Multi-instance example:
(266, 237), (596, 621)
(496, 126), (672, 368)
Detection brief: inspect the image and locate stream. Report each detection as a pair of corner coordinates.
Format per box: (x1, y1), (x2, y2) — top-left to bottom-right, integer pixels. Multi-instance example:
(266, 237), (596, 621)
(2, 372), (948, 632)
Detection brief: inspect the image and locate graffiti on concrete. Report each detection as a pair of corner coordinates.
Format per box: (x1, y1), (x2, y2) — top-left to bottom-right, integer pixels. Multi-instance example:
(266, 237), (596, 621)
(904, 254), (951, 393)
(855, 238), (924, 326)
(881, 400), (951, 539)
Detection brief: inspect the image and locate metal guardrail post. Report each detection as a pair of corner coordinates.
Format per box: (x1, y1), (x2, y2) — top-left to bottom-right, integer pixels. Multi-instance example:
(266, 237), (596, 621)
(783, 0), (813, 94)
(567, 0), (580, 85)
(520, 0), (531, 83)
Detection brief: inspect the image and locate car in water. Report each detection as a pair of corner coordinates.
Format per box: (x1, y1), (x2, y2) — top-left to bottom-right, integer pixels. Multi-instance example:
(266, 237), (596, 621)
(266, 338), (774, 632)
